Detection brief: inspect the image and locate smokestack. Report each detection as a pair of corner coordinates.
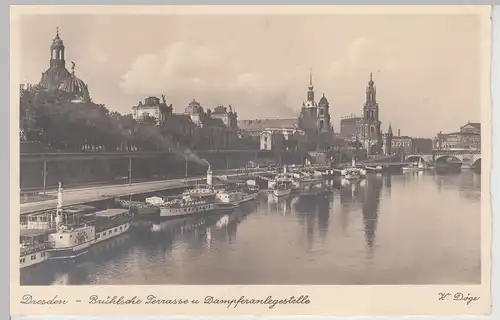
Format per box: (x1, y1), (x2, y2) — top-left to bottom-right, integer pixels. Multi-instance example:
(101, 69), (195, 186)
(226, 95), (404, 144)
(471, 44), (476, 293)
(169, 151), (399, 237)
(55, 182), (63, 229)
(398, 129), (401, 136)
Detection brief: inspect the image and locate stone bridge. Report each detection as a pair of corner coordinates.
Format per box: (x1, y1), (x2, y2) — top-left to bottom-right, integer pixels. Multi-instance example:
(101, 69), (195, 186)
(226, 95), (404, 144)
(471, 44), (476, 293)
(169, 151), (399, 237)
(405, 149), (481, 167)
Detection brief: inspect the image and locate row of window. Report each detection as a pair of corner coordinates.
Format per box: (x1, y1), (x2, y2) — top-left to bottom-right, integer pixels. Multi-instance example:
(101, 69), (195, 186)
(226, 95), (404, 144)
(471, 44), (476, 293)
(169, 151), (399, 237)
(96, 225), (125, 239)
(20, 251), (46, 264)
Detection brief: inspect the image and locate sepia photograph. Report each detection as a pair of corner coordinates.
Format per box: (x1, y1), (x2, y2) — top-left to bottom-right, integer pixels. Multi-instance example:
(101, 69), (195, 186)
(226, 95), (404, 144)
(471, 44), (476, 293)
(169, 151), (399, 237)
(10, 4), (492, 317)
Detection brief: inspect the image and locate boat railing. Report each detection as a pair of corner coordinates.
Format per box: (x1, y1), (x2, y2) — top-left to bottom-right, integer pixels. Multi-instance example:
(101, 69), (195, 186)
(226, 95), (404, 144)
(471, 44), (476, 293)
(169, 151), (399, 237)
(20, 242), (51, 256)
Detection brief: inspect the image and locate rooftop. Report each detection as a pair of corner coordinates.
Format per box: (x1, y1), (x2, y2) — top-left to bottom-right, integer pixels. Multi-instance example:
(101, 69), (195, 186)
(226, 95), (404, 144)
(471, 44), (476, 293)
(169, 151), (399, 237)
(442, 131), (480, 136)
(238, 118), (298, 131)
(94, 208), (129, 218)
(20, 228), (55, 237)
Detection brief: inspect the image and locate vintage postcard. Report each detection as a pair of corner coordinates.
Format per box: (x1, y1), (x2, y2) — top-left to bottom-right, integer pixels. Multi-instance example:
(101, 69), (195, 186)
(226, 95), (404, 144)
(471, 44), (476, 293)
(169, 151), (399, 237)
(10, 4), (492, 317)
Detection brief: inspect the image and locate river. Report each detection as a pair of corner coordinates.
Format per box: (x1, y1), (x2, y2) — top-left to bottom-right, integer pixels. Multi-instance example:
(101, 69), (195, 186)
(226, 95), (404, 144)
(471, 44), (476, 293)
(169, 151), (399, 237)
(21, 170), (481, 285)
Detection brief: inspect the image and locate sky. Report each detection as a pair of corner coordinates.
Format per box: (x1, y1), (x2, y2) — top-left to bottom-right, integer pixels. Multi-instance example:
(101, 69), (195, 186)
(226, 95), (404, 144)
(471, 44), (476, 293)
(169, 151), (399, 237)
(18, 14), (481, 138)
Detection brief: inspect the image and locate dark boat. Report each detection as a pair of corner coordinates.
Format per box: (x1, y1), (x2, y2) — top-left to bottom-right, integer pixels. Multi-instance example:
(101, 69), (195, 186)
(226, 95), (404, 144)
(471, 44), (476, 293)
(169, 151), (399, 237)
(114, 198), (160, 219)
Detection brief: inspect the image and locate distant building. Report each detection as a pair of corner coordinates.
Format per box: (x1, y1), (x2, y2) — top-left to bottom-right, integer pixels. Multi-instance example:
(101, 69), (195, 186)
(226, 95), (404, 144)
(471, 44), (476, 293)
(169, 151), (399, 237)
(339, 73), (383, 154)
(182, 99), (239, 150)
(238, 119), (299, 137)
(131, 97), (239, 150)
(382, 124), (394, 155)
(357, 73), (382, 154)
(38, 28), (91, 103)
(298, 70), (333, 149)
(412, 138), (433, 154)
(340, 115), (363, 140)
(390, 134), (413, 156)
(259, 127), (306, 152)
(260, 130), (284, 151)
(383, 126), (433, 156)
(132, 96), (170, 125)
(460, 122), (481, 134)
(434, 122), (481, 151)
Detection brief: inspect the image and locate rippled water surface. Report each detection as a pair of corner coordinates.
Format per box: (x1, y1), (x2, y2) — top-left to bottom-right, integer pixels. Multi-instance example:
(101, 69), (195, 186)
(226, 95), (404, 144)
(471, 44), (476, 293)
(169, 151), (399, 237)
(21, 171), (481, 285)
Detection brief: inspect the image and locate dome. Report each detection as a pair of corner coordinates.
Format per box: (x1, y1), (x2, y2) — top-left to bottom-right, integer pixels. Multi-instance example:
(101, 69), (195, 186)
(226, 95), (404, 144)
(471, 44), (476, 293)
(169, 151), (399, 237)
(52, 37), (63, 47)
(184, 98), (204, 114)
(51, 28), (64, 47)
(58, 73), (90, 102)
(319, 94), (328, 105)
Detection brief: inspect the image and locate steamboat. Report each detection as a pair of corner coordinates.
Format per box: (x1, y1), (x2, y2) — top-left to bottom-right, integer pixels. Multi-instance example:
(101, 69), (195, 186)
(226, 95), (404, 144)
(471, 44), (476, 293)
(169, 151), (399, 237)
(272, 180), (292, 197)
(20, 182), (132, 268)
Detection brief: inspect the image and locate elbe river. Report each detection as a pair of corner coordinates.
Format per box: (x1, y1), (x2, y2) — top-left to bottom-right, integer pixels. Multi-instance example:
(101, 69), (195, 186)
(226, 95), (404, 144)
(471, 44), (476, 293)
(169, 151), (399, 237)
(21, 171), (481, 285)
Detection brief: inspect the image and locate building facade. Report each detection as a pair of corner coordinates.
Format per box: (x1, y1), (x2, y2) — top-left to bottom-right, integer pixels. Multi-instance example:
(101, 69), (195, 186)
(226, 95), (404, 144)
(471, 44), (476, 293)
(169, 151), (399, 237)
(132, 95), (171, 125)
(434, 122), (481, 151)
(259, 127), (306, 152)
(340, 115), (363, 140)
(182, 99), (239, 150)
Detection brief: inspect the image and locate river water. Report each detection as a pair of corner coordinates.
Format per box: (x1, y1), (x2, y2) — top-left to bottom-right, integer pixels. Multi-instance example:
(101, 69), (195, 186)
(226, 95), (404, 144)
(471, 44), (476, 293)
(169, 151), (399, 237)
(21, 171), (481, 285)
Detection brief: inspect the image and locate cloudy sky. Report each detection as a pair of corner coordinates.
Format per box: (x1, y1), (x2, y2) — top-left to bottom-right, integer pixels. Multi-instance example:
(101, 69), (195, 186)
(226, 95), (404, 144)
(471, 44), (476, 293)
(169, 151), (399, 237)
(18, 13), (481, 138)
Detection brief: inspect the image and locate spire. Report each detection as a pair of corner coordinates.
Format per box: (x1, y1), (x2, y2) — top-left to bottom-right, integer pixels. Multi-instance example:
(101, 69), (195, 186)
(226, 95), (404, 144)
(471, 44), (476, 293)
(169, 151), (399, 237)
(309, 68), (313, 89)
(71, 61), (76, 75)
(388, 123), (393, 135)
(368, 72), (374, 86)
(307, 68), (315, 103)
(56, 26), (59, 38)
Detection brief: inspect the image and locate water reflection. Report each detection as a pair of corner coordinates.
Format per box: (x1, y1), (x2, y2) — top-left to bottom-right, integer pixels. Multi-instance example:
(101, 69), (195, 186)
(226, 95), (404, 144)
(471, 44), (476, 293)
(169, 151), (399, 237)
(21, 171), (481, 285)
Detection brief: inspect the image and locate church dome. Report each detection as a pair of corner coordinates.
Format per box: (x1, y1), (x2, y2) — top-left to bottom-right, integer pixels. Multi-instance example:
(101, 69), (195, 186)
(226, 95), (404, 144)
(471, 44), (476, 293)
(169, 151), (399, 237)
(319, 94), (328, 105)
(184, 98), (204, 114)
(58, 70), (90, 102)
(51, 28), (64, 47)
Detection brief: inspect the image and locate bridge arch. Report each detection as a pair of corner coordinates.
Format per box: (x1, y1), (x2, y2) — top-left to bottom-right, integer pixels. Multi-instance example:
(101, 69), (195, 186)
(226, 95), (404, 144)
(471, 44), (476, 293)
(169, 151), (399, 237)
(473, 158), (481, 167)
(435, 155), (463, 164)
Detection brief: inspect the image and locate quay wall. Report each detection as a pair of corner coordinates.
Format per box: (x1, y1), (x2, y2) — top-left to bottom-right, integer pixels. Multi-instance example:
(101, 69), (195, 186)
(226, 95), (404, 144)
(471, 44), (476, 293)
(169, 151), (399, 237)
(20, 150), (304, 191)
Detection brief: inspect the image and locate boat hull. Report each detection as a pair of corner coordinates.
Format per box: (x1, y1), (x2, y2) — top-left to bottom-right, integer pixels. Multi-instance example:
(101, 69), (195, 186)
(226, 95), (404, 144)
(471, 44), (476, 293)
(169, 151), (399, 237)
(48, 222), (131, 262)
(20, 250), (50, 269)
(159, 203), (216, 219)
(273, 189), (291, 197)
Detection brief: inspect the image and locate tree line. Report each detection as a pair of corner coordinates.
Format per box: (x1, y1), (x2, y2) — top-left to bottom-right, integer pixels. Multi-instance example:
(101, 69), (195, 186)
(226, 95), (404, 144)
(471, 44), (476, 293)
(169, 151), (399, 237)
(19, 84), (174, 152)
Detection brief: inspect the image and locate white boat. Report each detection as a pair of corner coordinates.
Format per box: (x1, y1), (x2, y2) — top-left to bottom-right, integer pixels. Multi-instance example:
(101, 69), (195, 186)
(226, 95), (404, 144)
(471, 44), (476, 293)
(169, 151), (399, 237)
(272, 181), (292, 197)
(20, 183), (132, 267)
(341, 159), (366, 178)
(344, 168), (361, 180)
(49, 208), (131, 261)
(182, 184), (217, 197)
(402, 158), (425, 172)
(20, 229), (51, 268)
(156, 195), (216, 218)
(215, 185), (260, 206)
(268, 172), (297, 190)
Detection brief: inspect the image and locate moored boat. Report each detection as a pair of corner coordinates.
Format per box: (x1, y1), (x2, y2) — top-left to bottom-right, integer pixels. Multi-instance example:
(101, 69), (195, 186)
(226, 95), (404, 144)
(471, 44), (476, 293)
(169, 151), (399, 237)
(114, 198), (160, 219)
(20, 182), (133, 266)
(156, 195), (216, 219)
(20, 229), (51, 269)
(344, 168), (361, 180)
(272, 181), (292, 197)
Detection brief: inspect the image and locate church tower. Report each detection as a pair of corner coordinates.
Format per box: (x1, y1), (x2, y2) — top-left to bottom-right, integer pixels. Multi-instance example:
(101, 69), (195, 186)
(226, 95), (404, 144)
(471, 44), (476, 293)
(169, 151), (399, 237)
(317, 93), (331, 132)
(362, 73), (382, 150)
(39, 27), (72, 91)
(307, 68), (315, 103)
(50, 27), (65, 69)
